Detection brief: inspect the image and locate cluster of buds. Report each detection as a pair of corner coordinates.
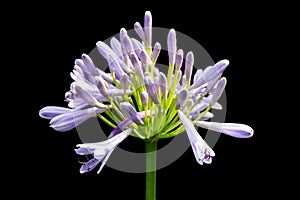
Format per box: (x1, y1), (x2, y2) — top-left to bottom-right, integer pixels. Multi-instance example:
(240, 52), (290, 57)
(39, 11), (253, 173)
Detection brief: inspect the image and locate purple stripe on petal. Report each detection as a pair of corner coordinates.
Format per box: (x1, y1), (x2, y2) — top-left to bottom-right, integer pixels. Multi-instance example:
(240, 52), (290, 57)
(79, 158), (101, 174)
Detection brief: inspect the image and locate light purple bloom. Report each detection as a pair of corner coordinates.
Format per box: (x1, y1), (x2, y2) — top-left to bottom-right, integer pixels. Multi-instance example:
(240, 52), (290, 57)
(141, 91), (148, 107)
(144, 72), (159, 104)
(178, 110), (215, 165)
(95, 76), (108, 98)
(177, 89), (188, 109)
(195, 121), (254, 138)
(210, 77), (227, 105)
(158, 72), (168, 99)
(75, 128), (132, 173)
(82, 54), (99, 76)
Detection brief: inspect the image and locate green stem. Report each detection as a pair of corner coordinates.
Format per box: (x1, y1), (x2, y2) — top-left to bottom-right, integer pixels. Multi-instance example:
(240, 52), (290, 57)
(145, 140), (157, 200)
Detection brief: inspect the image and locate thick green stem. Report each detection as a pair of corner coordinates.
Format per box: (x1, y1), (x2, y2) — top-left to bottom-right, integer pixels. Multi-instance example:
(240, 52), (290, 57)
(145, 141), (157, 200)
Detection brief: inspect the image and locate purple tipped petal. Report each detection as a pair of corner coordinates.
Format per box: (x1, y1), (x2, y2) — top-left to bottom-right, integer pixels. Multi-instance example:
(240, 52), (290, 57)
(144, 11), (152, 47)
(167, 29), (177, 65)
(210, 77), (227, 105)
(193, 69), (203, 84)
(50, 107), (106, 132)
(82, 54), (99, 76)
(140, 49), (152, 69)
(134, 22), (145, 41)
(196, 121), (254, 138)
(175, 49), (184, 71)
(120, 102), (144, 125)
(178, 111), (215, 165)
(185, 51), (194, 84)
(39, 106), (72, 120)
(151, 42), (161, 63)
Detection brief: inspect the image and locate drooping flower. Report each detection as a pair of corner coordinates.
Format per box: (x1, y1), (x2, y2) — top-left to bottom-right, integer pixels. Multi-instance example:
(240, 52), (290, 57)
(75, 128), (132, 173)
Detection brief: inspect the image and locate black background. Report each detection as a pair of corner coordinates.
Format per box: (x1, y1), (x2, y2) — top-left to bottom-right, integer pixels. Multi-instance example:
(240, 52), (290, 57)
(16, 1), (283, 199)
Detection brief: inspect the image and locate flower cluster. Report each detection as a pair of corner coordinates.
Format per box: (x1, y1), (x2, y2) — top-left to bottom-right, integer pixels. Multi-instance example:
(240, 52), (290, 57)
(39, 11), (253, 173)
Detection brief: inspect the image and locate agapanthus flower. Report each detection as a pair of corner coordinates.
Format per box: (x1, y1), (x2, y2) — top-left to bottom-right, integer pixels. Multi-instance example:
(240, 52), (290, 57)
(39, 11), (254, 175)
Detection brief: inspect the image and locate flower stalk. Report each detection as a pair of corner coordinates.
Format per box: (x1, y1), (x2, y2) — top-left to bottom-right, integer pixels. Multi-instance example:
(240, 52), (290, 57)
(146, 140), (157, 200)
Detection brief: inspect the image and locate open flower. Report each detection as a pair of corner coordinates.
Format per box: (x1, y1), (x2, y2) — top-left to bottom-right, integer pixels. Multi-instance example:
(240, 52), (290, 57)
(75, 128), (132, 173)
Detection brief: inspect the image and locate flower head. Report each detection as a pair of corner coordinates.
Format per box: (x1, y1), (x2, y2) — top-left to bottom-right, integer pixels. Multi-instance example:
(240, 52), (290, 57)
(39, 11), (253, 173)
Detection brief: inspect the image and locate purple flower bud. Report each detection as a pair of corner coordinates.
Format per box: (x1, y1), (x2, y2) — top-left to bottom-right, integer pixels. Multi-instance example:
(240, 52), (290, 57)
(140, 91), (148, 107)
(131, 38), (144, 57)
(39, 106), (72, 120)
(50, 107), (106, 132)
(144, 73), (159, 104)
(129, 53), (144, 79)
(82, 54), (99, 76)
(110, 37), (122, 59)
(75, 85), (107, 108)
(95, 76), (107, 97)
(185, 51), (194, 84)
(140, 49), (152, 70)
(122, 35), (134, 55)
(151, 42), (161, 63)
(175, 49), (184, 71)
(134, 22), (145, 41)
(107, 55), (124, 80)
(96, 41), (116, 60)
(181, 75), (187, 88)
(195, 121), (254, 138)
(167, 29), (177, 65)
(144, 11), (152, 47)
(120, 102), (144, 125)
(177, 89), (188, 109)
(210, 77), (227, 105)
(191, 59), (229, 89)
(158, 72), (168, 99)
(120, 73), (130, 90)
